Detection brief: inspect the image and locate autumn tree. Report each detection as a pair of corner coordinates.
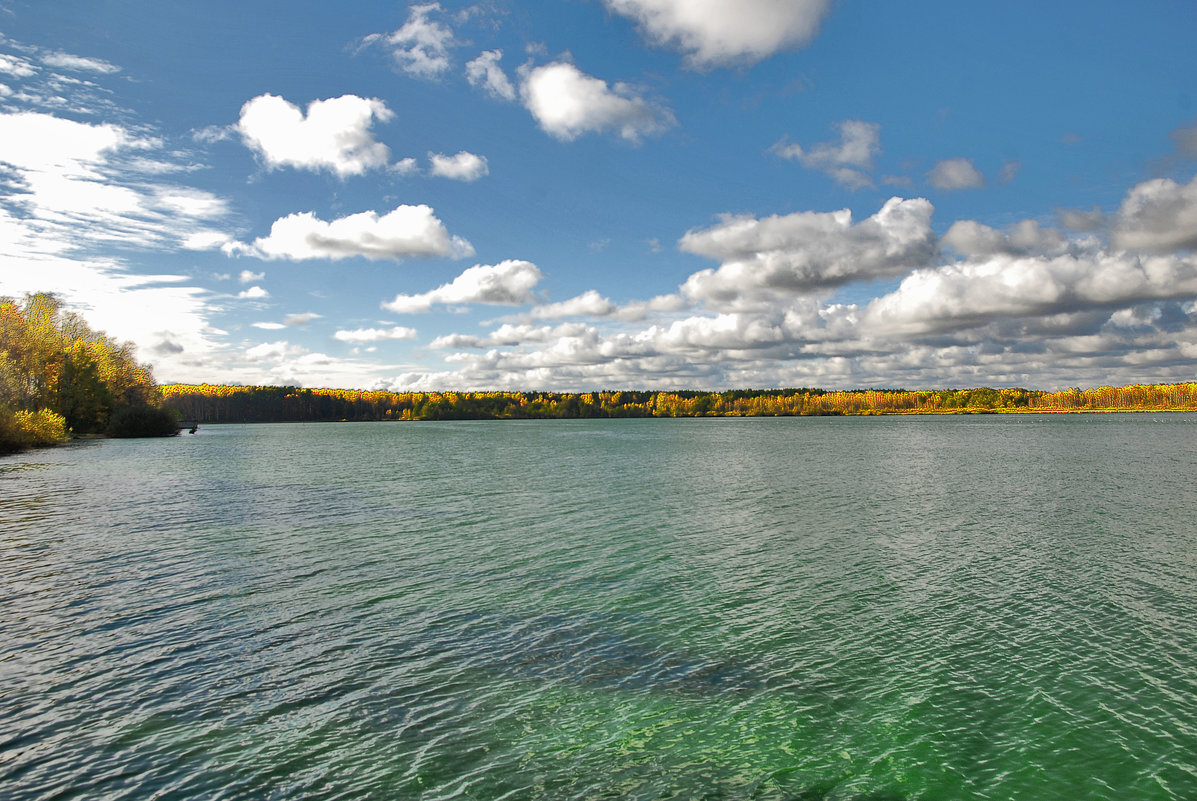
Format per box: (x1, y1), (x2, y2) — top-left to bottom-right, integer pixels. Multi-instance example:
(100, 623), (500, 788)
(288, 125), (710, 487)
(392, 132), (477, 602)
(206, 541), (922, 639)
(0, 293), (175, 452)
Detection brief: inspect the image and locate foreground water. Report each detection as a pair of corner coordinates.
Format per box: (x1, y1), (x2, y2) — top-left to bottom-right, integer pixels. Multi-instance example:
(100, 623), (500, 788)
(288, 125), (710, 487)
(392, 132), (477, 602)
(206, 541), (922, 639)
(2, 415), (1195, 800)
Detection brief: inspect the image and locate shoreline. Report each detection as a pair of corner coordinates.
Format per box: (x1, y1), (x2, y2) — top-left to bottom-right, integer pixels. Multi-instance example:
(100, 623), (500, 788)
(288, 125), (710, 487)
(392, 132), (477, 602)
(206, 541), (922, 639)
(160, 382), (1197, 423)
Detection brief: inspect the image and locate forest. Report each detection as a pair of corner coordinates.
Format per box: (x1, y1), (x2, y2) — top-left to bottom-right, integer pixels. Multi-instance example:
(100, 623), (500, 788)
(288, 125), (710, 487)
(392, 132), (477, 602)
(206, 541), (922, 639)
(0, 293), (179, 452)
(159, 381), (1197, 423)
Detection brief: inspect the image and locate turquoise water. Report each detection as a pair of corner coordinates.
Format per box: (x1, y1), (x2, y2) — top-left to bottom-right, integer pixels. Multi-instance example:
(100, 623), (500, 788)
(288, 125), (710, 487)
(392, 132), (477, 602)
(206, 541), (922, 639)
(2, 415), (1195, 800)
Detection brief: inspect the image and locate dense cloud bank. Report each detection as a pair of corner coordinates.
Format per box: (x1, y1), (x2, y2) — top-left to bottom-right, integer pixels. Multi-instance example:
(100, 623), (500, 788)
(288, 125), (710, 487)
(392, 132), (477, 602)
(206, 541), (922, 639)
(378, 174), (1197, 392)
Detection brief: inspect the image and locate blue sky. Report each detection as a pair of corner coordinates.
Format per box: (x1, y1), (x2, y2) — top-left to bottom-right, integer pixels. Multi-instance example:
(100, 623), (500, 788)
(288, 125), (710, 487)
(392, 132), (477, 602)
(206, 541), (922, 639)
(2, 0), (1196, 391)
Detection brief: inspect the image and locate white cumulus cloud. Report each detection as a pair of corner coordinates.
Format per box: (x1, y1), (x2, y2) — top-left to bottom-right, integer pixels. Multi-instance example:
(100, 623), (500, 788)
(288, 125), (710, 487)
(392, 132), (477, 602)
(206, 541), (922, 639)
(530, 290), (618, 319)
(519, 62), (675, 142)
(283, 312), (321, 326)
(383, 260), (543, 312)
(603, 0), (832, 68)
(392, 157), (420, 176)
(245, 340), (305, 361)
(927, 158), (985, 190)
(942, 219), (1073, 258)
(431, 322), (593, 349)
(236, 94), (395, 177)
(865, 250), (1197, 336)
(428, 150), (489, 181)
(680, 197), (937, 304)
(233, 205), (473, 262)
(1111, 174), (1197, 253)
(1058, 207), (1106, 232)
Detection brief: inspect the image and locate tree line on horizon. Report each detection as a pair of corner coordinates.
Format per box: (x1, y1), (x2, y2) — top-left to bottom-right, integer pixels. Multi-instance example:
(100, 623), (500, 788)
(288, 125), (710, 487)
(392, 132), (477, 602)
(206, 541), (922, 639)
(1, 293), (180, 453)
(159, 381), (1197, 423)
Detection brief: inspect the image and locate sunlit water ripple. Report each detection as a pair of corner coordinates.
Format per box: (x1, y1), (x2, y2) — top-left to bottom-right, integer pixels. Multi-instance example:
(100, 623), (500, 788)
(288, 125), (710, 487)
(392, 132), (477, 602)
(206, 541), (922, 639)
(2, 415), (1195, 799)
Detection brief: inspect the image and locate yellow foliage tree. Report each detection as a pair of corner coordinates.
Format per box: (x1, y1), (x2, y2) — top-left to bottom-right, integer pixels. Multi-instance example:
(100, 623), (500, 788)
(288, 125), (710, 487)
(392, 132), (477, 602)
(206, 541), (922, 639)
(1, 293), (169, 451)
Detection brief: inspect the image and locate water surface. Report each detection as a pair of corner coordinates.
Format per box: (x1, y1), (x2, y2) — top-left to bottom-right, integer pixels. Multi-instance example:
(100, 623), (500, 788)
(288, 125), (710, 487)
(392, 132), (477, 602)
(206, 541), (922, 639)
(2, 415), (1195, 799)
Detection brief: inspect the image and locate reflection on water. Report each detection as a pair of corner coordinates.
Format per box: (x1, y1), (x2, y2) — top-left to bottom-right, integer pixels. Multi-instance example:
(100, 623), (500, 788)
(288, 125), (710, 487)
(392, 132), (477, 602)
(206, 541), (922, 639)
(1, 415), (1195, 800)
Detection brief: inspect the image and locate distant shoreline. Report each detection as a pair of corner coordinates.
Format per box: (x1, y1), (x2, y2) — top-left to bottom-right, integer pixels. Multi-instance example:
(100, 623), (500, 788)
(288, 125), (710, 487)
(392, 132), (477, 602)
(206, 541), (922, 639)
(150, 408), (1197, 426)
(159, 382), (1197, 424)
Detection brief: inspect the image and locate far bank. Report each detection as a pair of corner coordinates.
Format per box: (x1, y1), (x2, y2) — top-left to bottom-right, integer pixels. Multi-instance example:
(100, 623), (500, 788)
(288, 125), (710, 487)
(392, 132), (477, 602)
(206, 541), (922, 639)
(159, 382), (1197, 424)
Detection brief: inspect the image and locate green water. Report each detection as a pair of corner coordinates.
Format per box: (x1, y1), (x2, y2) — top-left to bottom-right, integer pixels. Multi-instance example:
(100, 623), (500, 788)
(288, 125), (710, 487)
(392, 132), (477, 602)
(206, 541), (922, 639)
(2, 415), (1195, 799)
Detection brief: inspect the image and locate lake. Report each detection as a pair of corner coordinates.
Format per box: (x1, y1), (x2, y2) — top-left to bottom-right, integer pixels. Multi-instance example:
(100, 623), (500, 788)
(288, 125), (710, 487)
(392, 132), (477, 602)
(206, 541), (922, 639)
(2, 415), (1195, 800)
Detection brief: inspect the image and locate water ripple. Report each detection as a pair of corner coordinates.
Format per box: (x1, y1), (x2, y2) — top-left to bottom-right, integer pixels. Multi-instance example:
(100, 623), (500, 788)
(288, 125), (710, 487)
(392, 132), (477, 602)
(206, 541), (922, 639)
(1, 416), (1195, 799)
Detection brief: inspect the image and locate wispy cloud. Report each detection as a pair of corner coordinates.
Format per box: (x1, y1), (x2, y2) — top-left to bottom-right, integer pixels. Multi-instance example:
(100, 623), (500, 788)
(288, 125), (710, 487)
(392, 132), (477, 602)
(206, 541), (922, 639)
(362, 2), (456, 79)
(334, 326), (418, 342)
(773, 120), (881, 190)
(465, 50), (516, 101)
(41, 51), (120, 74)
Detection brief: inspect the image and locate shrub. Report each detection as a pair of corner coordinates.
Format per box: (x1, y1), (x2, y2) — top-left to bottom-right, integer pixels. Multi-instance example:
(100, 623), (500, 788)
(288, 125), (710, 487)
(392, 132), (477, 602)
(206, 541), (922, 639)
(0, 408), (68, 452)
(105, 404), (180, 438)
